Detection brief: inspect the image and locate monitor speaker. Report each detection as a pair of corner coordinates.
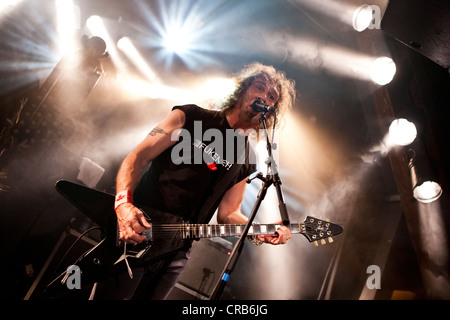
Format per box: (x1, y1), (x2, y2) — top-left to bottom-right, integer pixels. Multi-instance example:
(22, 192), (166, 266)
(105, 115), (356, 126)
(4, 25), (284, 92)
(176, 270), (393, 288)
(168, 237), (233, 299)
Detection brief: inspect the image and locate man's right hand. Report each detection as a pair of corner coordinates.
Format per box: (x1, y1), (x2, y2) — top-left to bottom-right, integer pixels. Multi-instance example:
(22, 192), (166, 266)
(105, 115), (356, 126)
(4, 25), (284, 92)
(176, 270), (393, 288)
(115, 203), (151, 244)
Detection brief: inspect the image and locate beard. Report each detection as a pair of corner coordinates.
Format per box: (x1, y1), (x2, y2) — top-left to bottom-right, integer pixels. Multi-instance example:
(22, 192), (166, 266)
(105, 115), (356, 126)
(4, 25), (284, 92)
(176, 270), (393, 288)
(240, 104), (259, 125)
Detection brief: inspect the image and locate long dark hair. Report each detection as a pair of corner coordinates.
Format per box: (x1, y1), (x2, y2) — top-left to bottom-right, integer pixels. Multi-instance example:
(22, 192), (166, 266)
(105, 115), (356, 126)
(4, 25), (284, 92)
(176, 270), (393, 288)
(220, 62), (296, 131)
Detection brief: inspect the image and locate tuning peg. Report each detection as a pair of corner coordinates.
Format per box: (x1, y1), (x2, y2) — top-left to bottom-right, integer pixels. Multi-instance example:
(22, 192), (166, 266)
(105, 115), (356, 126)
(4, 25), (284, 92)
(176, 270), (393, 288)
(314, 241), (318, 247)
(321, 239), (326, 245)
(328, 237), (334, 243)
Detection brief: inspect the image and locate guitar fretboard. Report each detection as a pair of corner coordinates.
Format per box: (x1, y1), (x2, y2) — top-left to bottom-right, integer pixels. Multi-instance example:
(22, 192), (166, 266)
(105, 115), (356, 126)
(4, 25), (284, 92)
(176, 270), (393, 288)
(148, 216), (342, 244)
(159, 223), (302, 239)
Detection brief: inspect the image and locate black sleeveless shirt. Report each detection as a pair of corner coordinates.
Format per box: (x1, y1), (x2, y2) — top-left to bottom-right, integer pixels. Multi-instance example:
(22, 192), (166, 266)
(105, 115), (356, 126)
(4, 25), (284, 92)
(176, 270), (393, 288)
(134, 104), (256, 223)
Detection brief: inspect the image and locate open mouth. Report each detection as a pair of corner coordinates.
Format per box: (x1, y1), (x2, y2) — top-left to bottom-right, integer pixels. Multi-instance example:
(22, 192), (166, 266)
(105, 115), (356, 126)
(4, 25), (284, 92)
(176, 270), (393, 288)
(248, 104), (259, 115)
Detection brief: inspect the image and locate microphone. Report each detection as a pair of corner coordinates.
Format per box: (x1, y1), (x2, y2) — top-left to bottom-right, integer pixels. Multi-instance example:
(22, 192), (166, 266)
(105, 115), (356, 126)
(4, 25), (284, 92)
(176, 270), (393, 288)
(251, 99), (276, 113)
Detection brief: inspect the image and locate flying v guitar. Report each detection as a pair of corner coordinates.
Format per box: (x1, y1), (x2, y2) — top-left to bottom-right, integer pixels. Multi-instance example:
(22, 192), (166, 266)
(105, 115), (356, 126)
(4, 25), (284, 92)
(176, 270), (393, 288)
(53, 179), (344, 285)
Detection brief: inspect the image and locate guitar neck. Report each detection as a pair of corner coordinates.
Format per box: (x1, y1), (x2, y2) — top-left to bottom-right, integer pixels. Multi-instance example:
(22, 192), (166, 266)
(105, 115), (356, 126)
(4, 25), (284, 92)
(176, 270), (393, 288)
(175, 223), (302, 239)
(150, 216), (341, 244)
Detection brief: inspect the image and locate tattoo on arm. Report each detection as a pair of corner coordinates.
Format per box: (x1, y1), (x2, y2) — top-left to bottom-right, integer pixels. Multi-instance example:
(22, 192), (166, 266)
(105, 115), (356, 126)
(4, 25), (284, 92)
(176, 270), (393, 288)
(148, 127), (169, 136)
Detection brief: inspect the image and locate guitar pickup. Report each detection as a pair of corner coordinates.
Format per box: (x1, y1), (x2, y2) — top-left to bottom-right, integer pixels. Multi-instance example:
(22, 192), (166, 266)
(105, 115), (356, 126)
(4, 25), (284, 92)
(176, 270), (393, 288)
(142, 225), (153, 242)
(115, 221), (153, 246)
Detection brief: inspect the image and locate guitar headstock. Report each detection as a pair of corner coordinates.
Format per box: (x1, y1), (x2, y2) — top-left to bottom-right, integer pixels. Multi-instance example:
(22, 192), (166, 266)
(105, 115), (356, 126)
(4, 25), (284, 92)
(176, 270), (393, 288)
(300, 216), (343, 246)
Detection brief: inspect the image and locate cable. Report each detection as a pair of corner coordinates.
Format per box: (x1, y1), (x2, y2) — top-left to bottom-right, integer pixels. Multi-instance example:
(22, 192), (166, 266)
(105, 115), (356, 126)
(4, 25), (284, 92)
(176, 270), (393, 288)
(46, 227), (105, 288)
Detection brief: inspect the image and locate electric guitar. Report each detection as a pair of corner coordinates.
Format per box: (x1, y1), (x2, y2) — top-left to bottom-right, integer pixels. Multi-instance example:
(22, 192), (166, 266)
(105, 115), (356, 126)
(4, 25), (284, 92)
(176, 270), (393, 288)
(54, 180), (343, 285)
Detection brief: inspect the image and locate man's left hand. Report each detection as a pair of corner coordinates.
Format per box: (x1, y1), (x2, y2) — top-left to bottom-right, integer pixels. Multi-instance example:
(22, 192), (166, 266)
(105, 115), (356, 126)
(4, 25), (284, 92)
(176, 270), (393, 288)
(258, 225), (291, 245)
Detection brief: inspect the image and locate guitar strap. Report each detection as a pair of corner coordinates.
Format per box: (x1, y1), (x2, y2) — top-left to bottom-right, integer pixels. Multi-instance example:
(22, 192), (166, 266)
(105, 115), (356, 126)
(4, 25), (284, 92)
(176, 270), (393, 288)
(189, 137), (251, 224)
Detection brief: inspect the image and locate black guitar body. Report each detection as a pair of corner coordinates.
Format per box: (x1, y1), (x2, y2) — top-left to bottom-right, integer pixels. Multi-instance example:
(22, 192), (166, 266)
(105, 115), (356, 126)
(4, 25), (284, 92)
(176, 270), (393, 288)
(54, 180), (190, 285)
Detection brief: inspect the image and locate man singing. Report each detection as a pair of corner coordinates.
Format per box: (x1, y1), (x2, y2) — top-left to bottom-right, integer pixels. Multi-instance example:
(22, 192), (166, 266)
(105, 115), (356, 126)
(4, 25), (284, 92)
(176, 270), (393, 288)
(105, 62), (296, 300)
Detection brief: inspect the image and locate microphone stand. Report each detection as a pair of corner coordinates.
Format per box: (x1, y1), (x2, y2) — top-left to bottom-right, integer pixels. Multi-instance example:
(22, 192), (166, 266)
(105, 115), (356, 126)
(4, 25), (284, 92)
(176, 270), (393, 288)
(209, 112), (290, 300)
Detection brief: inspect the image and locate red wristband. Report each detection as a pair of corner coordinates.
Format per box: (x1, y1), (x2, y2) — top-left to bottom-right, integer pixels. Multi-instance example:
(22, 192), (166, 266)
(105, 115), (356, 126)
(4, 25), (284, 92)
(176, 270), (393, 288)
(114, 190), (133, 210)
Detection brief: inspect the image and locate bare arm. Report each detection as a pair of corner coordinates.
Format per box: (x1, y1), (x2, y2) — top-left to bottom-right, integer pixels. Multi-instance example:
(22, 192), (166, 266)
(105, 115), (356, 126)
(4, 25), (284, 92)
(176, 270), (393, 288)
(115, 109), (185, 243)
(217, 178), (291, 245)
(217, 179), (249, 224)
(116, 109), (185, 192)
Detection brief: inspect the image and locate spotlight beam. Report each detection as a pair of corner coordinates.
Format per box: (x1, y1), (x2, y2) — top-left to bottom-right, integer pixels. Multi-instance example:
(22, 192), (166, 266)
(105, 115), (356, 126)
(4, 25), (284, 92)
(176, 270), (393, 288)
(117, 37), (162, 85)
(56, 0), (80, 54)
(263, 32), (396, 84)
(86, 15), (126, 72)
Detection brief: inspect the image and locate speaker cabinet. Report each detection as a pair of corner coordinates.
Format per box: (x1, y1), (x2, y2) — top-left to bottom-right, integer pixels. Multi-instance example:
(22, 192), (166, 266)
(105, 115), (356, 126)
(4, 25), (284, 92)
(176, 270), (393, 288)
(24, 228), (99, 300)
(169, 238), (233, 299)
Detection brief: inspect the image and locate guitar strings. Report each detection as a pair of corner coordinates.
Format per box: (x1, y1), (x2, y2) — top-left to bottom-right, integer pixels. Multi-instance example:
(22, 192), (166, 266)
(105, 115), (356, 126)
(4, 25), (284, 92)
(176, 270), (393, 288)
(148, 224), (295, 239)
(146, 223), (337, 241)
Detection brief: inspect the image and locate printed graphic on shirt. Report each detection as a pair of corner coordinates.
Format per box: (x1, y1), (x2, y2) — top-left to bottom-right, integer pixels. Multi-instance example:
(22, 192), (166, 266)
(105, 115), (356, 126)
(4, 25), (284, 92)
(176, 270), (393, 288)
(193, 138), (233, 170)
(170, 121), (279, 173)
(206, 163), (217, 171)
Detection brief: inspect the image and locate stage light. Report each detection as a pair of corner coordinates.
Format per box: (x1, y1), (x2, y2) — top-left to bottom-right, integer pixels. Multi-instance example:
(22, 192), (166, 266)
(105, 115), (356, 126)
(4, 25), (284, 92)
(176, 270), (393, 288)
(81, 35), (107, 59)
(352, 5), (373, 32)
(85, 16), (111, 55)
(264, 31), (396, 85)
(85, 15), (112, 44)
(407, 150), (442, 203)
(86, 15), (128, 72)
(370, 57), (396, 85)
(86, 15), (101, 33)
(0, 0), (24, 18)
(162, 25), (192, 54)
(56, 0), (79, 54)
(388, 118), (417, 146)
(137, 0), (227, 70)
(413, 181), (443, 204)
